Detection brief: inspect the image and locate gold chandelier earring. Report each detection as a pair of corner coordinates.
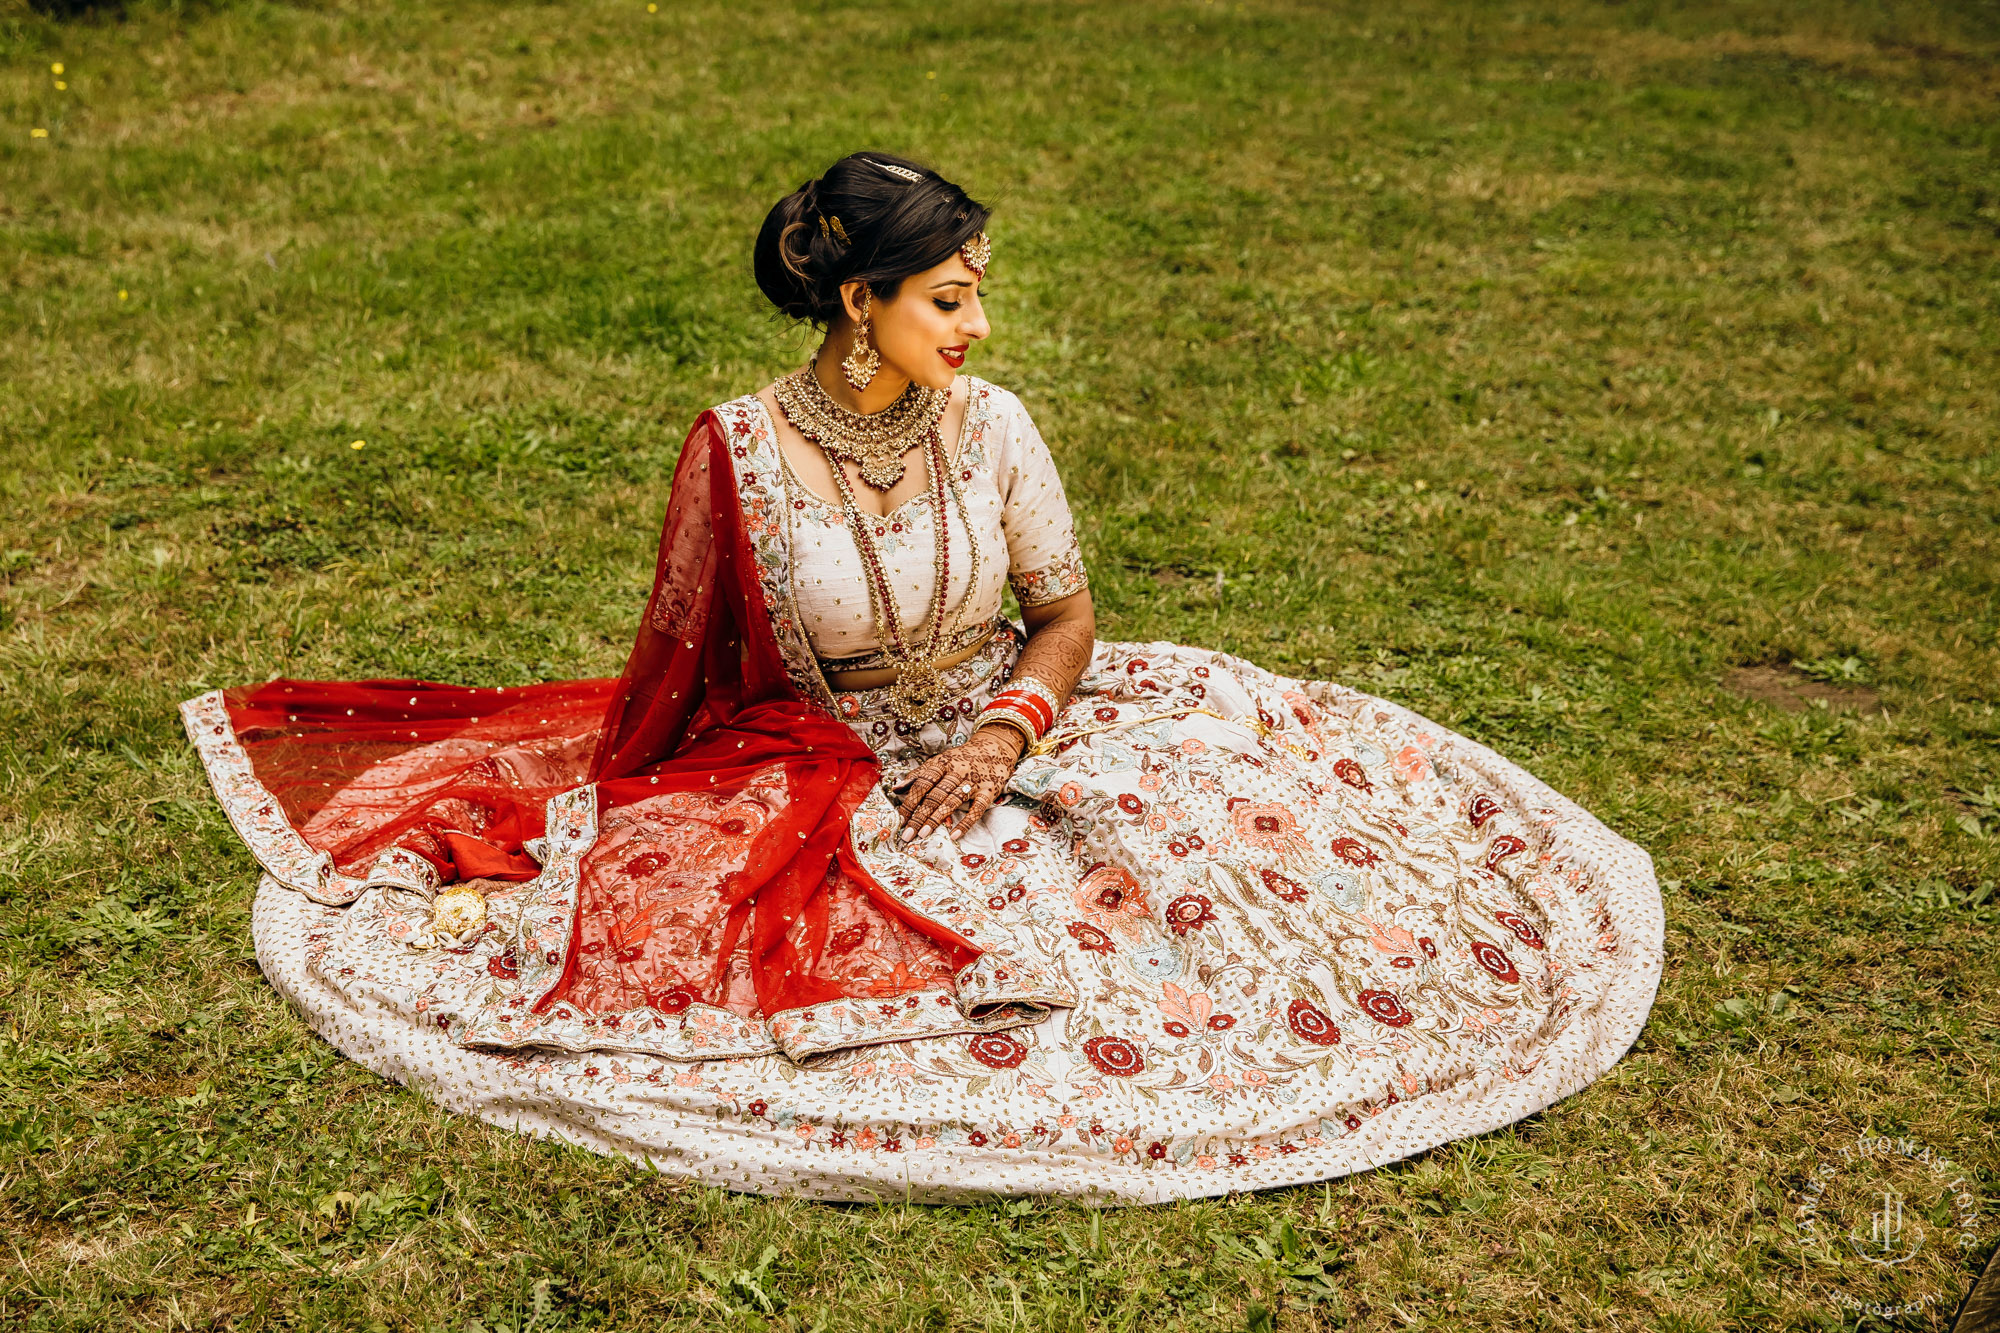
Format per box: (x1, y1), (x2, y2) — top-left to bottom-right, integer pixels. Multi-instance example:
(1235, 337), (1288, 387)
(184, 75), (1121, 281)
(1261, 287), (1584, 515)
(841, 290), (880, 391)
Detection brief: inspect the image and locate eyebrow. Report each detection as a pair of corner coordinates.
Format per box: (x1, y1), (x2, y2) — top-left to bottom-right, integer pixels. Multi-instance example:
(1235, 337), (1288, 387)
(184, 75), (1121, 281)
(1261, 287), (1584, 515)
(930, 278), (975, 289)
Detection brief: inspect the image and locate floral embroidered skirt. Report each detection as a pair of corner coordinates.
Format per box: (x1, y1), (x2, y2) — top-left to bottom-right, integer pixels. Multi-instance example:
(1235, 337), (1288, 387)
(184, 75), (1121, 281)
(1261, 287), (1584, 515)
(235, 628), (1663, 1203)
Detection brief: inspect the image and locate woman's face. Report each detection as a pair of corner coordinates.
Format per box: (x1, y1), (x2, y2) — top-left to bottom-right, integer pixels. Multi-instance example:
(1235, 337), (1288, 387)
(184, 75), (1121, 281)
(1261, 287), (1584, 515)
(840, 251), (990, 391)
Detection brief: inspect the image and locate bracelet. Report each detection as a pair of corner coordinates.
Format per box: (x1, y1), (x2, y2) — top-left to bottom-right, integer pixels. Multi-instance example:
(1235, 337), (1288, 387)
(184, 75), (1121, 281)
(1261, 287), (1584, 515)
(972, 709), (1037, 753)
(985, 691), (1052, 738)
(1005, 676), (1064, 718)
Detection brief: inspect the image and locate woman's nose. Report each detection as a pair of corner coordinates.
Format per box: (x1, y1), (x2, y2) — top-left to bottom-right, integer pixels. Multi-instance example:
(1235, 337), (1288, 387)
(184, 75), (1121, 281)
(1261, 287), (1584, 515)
(962, 308), (991, 341)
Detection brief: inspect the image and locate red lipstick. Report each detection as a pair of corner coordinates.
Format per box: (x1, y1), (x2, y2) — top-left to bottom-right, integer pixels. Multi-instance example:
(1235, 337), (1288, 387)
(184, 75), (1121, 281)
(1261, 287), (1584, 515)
(939, 344), (967, 369)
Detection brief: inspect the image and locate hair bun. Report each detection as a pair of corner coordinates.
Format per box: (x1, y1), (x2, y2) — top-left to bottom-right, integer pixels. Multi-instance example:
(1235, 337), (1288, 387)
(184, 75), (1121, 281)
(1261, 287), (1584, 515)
(753, 152), (992, 330)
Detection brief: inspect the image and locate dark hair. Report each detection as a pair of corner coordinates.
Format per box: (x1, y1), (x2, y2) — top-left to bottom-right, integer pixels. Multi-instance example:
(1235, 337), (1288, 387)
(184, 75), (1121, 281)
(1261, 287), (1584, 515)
(754, 151), (991, 328)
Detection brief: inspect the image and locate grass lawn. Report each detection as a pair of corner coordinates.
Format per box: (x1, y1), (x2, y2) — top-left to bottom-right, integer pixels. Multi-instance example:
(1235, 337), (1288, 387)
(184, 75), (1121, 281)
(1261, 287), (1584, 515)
(3, 0), (1997, 1327)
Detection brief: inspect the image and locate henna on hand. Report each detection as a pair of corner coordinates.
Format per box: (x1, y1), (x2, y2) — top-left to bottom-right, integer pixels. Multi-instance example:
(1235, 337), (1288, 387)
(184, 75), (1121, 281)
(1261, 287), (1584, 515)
(893, 590), (1095, 843)
(898, 727), (1025, 840)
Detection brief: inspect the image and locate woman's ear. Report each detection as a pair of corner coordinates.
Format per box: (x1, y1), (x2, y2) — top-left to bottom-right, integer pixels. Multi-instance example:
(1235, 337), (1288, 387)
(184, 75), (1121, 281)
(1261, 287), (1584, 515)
(838, 278), (870, 325)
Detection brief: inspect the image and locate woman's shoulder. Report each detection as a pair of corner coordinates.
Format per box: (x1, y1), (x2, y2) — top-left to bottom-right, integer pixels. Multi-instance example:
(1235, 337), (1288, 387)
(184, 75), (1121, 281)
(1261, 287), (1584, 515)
(699, 388), (772, 434)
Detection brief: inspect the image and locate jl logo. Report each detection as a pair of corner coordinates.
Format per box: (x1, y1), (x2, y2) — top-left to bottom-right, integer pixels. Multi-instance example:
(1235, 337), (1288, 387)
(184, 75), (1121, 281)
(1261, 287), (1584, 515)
(1850, 1188), (1922, 1267)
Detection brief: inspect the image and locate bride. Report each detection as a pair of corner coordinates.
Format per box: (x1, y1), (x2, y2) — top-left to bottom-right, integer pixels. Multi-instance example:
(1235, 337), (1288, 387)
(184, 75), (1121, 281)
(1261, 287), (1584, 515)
(182, 151), (1663, 1203)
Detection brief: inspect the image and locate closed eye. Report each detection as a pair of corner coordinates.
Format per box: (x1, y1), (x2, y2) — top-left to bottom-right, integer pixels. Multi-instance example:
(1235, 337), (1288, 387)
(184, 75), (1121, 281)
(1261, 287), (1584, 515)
(934, 288), (988, 311)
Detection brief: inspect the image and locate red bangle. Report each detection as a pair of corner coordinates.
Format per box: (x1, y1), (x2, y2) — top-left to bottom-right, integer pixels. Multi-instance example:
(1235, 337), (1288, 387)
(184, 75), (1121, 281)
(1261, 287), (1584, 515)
(980, 694), (1050, 741)
(987, 689), (1053, 736)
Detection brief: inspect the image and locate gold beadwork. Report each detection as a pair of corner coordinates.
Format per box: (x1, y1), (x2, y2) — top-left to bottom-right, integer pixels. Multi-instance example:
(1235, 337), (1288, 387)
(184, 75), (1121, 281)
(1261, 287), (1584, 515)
(813, 412), (983, 725)
(960, 230), (990, 275)
(839, 290), (881, 391)
(772, 357), (945, 491)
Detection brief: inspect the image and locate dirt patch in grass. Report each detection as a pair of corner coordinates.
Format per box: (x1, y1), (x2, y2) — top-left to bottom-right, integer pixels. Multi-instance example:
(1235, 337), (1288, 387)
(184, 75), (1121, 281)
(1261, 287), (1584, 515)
(1721, 665), (1883, 712)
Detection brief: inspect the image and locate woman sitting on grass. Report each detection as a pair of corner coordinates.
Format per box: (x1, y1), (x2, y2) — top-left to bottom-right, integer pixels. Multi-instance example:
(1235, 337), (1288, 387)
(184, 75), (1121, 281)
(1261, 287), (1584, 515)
(181, 150), (1664, 1203)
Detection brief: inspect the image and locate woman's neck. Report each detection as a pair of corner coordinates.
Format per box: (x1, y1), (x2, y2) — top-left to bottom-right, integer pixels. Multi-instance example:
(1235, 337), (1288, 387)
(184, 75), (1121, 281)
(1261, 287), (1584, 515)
(812, 339), (912, 414)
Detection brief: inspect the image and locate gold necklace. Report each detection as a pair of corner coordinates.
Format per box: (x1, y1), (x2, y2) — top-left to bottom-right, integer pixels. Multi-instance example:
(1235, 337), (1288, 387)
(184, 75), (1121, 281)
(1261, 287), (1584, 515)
(772, 360), (947, 491)
(821, 422), (985, 724)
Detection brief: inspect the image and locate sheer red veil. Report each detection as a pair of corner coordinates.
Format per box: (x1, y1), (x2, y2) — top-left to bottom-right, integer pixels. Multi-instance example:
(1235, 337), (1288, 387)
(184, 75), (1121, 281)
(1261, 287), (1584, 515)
(206, 410), (976, 1040)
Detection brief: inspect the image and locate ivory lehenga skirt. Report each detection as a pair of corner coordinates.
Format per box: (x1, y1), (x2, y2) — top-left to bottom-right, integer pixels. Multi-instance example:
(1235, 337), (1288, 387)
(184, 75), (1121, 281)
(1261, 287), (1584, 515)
(212, 621), (1664, 1204)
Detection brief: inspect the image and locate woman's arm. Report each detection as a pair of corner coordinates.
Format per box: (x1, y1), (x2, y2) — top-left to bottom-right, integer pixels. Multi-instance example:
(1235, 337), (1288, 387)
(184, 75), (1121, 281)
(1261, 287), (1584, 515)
(898, 587), (1096, 841)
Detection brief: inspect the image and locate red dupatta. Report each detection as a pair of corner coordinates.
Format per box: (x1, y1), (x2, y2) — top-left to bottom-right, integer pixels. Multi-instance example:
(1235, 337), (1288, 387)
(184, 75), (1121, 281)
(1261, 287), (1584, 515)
(191, 409), (979, 1053)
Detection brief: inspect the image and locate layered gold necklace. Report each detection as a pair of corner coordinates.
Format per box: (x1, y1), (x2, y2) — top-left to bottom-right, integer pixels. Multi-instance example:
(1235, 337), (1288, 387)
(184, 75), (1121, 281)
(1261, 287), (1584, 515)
(771, 361), (981, 723)
(771, 361), (948, 491)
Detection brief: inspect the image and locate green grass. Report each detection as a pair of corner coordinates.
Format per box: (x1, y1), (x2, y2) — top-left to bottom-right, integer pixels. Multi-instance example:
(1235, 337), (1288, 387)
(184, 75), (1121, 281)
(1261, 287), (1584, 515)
(3, 0), (1998, 1328)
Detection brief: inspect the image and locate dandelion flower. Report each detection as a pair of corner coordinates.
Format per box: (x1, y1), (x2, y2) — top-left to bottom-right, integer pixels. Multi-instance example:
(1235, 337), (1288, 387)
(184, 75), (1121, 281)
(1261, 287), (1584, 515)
(31, 128), (48, 139)
(350, 439), (367, 450)
(646, 3), (656, 9)
(55, 81), (67, 91)
(118, 289), (128, 300)
(51, 62), (64, 75)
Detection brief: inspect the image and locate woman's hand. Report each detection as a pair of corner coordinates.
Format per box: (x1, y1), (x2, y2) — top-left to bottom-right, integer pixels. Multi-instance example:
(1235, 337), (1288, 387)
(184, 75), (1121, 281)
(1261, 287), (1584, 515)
(897, 724), (1027, 841)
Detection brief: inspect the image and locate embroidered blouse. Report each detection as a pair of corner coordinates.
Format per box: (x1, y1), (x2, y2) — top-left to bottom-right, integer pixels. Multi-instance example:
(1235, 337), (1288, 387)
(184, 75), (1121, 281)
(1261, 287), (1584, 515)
(750, 377), (1089, 667)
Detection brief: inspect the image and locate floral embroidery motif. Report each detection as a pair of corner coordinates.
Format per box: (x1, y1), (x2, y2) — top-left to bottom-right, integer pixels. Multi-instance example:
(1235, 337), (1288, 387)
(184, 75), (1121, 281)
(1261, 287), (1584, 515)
(1356, 989), (1415, 1027)
(1163, 893), (1215, 935)
(1083, 1036), (1145, 1077)
(1287, 998), (1343, 1046)
(1010, 546), (1089, 608)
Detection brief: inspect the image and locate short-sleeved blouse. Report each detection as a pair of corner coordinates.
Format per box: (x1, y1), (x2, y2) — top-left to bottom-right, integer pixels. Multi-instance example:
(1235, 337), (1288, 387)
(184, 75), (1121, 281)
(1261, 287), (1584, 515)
(753, 376), (1089, 665)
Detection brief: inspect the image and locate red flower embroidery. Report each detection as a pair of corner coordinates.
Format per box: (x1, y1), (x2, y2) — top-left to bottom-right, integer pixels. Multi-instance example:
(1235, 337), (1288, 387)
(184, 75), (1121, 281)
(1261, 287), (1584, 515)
(1002, 838), (1030, 854)
(1147, 1141), (1169, 1159)
(1095, 706), (1120, 722)
(487, 951), (518, 980)
(1467, 793), (1501, 828)
(1117, 794), (1144, 815)
(967, 1131), (989, 1146)
(1259, 868), (1308, 902)
(1471, 939), (1520, 982)
(1083, 1036), (1145, 1078)
(828, 923), (869, 954)
(1418, 936), (1437, 959)
(1493, 909), (1546, 950)
(655, 987), (697, 1015)
(1391, 956), (1415, 968)
(968, 1033), (1028, 1069)
(1287, 998), (1342, 1046)
(1330, 837), (1380, 868)
(1332, 758), (1373, 792)
(1485, 834), (1527, 871)
(1163, 1021), (1190, 1038)
(621, 854), (666, 878)
(1164, 894), (1216, 935)
(1067, 921), (1116, 954)
(1357, 988), (1414, 1027)
(1168, 840), (1189, 858)
(961, 853), (988, 869)
(1232, 802), (1304, 852)
(1208, 1014), (1235, 1030)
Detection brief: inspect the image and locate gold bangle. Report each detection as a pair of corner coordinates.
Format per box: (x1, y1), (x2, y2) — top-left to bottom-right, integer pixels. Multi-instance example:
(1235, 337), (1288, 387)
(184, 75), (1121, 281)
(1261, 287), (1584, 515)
(972, 712), (1036, 755)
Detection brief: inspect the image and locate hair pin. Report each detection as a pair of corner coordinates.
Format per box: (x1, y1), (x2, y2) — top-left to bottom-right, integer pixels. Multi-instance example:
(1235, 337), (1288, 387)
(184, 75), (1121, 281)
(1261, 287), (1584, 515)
(865, 158), (925, 184)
